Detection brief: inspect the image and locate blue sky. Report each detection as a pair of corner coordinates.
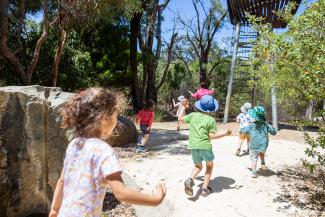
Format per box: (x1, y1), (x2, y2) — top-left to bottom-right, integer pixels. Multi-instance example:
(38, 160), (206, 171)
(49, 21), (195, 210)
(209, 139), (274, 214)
(162, 0), (317, 49)
(29, 0), (317, 50)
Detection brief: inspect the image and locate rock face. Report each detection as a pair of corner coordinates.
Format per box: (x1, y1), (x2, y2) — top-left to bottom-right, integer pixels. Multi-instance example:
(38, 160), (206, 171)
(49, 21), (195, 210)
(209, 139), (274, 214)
(0, 85), (138, 217)
(0, 86), (73, 217)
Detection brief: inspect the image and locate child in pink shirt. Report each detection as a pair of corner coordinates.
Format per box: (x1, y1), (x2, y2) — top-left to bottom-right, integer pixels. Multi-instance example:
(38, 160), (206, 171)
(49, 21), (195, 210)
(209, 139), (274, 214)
(189, 82), (215, 100)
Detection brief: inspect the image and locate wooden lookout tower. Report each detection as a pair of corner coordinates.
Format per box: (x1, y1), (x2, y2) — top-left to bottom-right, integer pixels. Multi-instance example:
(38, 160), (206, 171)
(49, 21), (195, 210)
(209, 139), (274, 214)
(224, 0), (302, 129)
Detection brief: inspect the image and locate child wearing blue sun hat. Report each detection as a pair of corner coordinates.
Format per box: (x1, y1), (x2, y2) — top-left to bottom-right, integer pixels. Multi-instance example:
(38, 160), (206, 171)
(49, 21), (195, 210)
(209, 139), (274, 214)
(178, 95), (232, 197)
(241, 106), (277, 178)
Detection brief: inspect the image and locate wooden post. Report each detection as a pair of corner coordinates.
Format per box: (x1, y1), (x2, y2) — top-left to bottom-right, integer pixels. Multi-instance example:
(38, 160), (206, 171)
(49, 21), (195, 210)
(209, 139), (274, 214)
(224, 23), (240, 124)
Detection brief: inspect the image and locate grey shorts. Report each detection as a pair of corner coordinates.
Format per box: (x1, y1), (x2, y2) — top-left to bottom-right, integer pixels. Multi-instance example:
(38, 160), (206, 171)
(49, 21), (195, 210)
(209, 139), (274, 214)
(140, 124), (150, 135)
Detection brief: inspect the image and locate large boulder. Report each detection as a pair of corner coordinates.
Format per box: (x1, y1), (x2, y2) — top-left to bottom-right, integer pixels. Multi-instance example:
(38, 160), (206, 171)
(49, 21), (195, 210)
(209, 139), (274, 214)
(107, 116), (138, 147)
(0, 86), (137, 217)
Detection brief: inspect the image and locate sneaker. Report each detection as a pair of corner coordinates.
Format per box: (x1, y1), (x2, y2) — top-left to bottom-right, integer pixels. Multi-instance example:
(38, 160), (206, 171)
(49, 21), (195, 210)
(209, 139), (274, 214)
(260, 165), (268, 170)
(252, 171), (258, 178)
(201, 186), (212, 197)
(136, 146), (146, 153)
(246, 149), (250, 154)
(235, 149), (241, 156)
(184, 178), (194, 196)
(176, 126), (180, 131)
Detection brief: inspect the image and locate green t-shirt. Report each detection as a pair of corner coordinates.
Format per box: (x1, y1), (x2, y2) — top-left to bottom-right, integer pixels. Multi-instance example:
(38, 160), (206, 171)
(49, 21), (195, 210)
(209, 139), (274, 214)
(184, 112), (217, 150)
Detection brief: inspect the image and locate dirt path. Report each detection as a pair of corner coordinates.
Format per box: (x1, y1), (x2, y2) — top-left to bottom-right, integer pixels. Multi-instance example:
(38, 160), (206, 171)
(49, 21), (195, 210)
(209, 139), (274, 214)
(120, 122), (318, 217)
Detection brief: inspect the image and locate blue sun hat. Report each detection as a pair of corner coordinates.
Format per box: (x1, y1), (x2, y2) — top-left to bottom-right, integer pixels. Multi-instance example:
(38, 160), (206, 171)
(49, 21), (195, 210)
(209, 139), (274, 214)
(249, 106), (266, 122)
(195, 95), (219, 113)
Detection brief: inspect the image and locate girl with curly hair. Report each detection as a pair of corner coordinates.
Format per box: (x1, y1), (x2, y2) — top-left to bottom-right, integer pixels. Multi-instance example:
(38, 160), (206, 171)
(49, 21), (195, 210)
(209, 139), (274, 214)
(49, 88), (166, 217)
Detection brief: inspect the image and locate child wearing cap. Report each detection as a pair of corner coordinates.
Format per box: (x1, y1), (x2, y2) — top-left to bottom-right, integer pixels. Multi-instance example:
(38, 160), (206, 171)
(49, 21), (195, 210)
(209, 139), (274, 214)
(240, 106), (277, 178)
(173, 96), (189, 131)
(235, 102), (252, 156)
(179, 95), (231, 197)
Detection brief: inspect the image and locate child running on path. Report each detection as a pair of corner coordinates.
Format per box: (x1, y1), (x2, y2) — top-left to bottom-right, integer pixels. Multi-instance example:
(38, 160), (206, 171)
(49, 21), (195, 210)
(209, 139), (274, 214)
(173, 96), (189, 131)
(135, 99), (155, 152)
(189, 82), (215, 100)
(49, 88), (165, 217)
(235, 102), (252, 156)
(179, 95), (231, 197)
(240, 106), (277, 178)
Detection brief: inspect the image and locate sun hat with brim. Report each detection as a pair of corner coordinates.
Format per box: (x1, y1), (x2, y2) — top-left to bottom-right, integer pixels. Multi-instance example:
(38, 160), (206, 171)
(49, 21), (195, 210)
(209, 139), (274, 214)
(249, 106), (266, 122)
(194, 95), (219, 113)
(178, 95), (185, 102)
(240, 102), (252, 113)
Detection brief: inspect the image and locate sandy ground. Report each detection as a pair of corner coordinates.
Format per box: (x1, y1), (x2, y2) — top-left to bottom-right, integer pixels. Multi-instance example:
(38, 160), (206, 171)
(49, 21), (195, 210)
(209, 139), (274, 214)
(119, 122), (320, 217)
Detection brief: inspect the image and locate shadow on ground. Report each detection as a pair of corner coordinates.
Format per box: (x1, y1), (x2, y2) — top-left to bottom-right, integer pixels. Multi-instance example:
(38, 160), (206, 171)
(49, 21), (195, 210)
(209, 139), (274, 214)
(188, 176), (240, 202)
(246, 167), (277, 177)
(139, 129), (190, 155)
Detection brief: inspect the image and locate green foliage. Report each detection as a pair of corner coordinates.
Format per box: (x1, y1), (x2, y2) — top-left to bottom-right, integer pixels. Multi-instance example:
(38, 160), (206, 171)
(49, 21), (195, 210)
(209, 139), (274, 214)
(293, 120), (325, 172)
(249, 1), (325, 104)
(249, 0), (325, 171)
(80, 18), (131, 88)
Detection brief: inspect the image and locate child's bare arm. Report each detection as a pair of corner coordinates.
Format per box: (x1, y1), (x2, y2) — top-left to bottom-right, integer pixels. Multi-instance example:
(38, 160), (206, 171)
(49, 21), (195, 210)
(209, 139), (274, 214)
(209, 129), (231, 140)
(49, 170), (64, 217)
(106, 172), (166, 206)
(172, 99), (177, 107)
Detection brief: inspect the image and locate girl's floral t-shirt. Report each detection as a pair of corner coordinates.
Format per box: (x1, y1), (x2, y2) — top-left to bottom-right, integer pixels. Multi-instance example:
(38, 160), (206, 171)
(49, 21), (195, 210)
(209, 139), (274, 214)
(58, 137), (122, 217)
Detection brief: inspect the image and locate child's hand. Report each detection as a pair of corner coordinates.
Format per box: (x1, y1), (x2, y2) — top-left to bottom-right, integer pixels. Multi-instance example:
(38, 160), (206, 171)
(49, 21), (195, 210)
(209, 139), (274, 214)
(226, 129), (232, 136)
(154, 183), (166, 204)
(49, 210), (58, 217)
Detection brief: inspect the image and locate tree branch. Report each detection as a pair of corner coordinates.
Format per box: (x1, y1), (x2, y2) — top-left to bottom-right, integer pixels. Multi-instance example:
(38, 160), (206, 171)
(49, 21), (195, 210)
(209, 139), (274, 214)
(0, 0), (26, 83)
(27, 0), (51, 81)
(206, 11), (227, 57)
(156, 32), (177, 91)
(208, 58), (221, 76)
(154, 7), (162, 71)
(192, 0), (204, 50)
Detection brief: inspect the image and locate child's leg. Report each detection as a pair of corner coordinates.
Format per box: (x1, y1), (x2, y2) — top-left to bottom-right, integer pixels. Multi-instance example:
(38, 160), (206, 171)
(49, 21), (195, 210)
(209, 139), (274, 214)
(250, 150), (259, 177)
(259, 152), (268, 169)
(190, 163), (203, 180)
(141, 134), (150, 146)
(245, 134), (250, 152)
(202, 161), (213, 189)
(236, 133), (245, 155)
(177, 120), (180, 131)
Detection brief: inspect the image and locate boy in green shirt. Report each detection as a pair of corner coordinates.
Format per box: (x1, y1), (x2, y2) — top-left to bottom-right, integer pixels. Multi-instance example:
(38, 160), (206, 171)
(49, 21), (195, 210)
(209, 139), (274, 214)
(179, 95), (231, 197)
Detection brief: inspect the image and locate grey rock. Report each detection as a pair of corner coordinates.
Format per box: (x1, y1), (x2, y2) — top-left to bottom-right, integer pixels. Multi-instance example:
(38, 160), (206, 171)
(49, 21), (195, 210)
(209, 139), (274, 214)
(107, 116), (138, 147)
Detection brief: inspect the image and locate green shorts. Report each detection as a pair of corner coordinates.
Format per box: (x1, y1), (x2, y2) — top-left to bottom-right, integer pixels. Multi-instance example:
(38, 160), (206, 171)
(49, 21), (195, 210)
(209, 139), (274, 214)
(191, 149), (214, 165)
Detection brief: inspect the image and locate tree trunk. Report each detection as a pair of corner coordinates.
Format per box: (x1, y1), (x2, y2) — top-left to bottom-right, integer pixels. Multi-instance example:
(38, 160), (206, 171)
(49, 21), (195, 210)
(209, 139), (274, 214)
(146, 65), (157, 102)
(50, 11), (67, 87)
(199, 55), (208, 88)
(305, 100), (314, 120)
(130, 14), (142, 112)
(0, 0), (51, 85)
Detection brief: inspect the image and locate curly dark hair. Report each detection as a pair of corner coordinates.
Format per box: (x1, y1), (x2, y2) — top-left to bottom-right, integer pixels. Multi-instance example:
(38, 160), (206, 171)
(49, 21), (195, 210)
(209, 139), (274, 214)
(61, 88), (125, 137)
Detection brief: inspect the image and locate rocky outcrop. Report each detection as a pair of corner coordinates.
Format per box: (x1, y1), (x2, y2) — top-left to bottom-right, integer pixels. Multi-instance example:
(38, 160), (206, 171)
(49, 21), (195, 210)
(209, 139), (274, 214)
(0, 86), (72, 217)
